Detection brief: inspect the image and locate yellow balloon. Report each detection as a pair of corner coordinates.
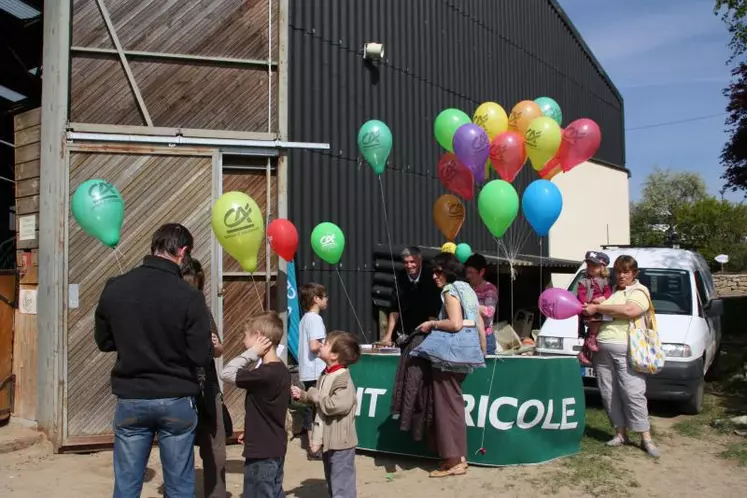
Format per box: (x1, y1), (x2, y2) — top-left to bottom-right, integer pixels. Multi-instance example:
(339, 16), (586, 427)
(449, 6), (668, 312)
(212, 191), (265, 272)
(441, 242), (457, 254)
(524, 116), (562, 171)
(473, 102), (509, 140)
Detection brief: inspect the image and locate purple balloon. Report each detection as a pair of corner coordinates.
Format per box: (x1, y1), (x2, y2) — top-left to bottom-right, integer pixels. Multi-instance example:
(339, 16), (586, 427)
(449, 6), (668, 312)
(453, 124), (490, 183)
(538, 288), (583, 320)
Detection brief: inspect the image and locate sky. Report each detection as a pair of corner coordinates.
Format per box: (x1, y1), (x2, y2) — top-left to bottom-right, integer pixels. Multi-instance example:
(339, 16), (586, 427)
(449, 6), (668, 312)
(557, 0), (742, 202)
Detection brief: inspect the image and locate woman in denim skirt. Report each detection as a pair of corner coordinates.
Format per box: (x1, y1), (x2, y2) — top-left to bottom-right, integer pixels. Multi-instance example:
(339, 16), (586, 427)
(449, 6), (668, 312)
(410, 252), (486, 477)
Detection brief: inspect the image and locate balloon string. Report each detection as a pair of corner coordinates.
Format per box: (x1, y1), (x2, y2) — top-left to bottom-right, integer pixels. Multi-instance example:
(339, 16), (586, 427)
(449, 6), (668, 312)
(112, 247), (125, 275)
(475, 356), (501, 455)
(335, 268), (369, 344)
(250, 274), (266, 311)
(539, 238), (544, 327)
(378, 176), (405, 342)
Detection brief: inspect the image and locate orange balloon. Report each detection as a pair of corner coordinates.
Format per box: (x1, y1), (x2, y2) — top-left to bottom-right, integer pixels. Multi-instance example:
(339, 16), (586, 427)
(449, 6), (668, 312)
(433, 194), (465, 242)
(508, 100), (542, 135)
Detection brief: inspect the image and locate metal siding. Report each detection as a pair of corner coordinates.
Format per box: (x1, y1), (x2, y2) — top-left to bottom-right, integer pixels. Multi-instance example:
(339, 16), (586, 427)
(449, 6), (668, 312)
(288, 0), (623, 337)
(66, 151), (212, 438)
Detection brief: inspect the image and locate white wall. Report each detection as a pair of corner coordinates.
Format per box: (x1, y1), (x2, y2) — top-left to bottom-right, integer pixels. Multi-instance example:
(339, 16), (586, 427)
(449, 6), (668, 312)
(548, 160), (630, 288)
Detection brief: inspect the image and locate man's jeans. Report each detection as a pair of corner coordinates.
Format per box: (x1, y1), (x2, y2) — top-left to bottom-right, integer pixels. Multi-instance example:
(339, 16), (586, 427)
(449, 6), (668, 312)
(243, 457), (285, 498)
(113, 397), (198, 498)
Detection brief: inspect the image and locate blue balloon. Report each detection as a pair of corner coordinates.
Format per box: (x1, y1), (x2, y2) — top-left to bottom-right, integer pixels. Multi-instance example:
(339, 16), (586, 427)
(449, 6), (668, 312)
(522, 180), (563, 236)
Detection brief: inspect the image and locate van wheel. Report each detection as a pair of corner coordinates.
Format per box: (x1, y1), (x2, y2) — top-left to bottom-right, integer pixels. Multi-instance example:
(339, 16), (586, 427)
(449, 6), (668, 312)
(681, 376), (705, 415)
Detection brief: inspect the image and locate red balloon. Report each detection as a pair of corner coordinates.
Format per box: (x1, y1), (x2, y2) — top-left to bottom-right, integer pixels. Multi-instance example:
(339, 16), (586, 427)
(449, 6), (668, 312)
(545, 118), (601, 173)
(489, 131), (527, 183)
(267, 219), (299, 261)
(437, 152), (474, 200)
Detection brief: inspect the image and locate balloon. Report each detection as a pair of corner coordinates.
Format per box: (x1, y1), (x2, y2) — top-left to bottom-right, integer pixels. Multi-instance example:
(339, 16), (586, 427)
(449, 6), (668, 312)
(508, 100), (542, 135)
(72, 179), (125, 248)
(267, 219), (299, 261)
(534, 97), (563, 126)
(489, 131), (527, 183)
(357, 120), (392, 175)
(477, 180), (519, 238)
(434, 108), (471, 152)
(452, 123), (490, 183)
(441, 242), (457, 254)
(524, 117), (562, 171)
(473, 102), (509, 140)
(522, 179), (563, 236)
(310, 222), (345, 265)
(545, 118), (601, 173)
(437, 152), (474, 200)
(455, 243), (472, 263)
(538, 288), (583, 320)
(212, 192), (265, 272)
(433, 194), (465, 241)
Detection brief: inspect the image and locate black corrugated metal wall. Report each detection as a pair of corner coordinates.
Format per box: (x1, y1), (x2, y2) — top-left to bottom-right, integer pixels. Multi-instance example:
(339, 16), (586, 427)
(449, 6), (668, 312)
(287, 0), (625, 338)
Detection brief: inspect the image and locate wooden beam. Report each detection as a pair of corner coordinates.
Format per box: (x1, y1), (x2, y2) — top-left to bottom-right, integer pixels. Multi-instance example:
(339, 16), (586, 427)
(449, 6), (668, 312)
(70, 46), (278, 69)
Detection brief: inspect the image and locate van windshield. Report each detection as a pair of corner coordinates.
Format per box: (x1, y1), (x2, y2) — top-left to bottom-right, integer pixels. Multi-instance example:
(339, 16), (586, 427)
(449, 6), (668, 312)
(568, 268), (693, 316)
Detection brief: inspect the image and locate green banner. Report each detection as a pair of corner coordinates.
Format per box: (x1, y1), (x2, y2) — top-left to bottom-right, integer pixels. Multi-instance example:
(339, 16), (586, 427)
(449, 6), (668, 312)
(349, 354), (585, 466)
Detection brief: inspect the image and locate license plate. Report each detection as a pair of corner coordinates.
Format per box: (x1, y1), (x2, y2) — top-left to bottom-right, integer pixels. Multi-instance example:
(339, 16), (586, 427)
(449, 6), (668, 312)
(581, 367), (596, 378)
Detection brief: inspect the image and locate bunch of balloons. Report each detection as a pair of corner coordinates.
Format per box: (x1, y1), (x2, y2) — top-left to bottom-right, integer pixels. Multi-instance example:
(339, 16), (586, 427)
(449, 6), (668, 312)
(433, 97), (602, 199)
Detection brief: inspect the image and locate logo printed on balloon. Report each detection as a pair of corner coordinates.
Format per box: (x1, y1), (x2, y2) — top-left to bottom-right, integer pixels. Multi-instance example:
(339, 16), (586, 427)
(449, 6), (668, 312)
(539, 296), (556, 319)
(508, 111), (521, 130)
(525, 128), (542, 149)
(359, 130), (381, 150)
(448, 202), (465, 218)
(472, 132), (490, 152)
(88, 181), (121, 205)
(320, 234), (337, 249)
(441, 159), (460, 182)
(223, 204), (257, 235)
(562, 124), (586, 145)
(473, 113), (489, 128)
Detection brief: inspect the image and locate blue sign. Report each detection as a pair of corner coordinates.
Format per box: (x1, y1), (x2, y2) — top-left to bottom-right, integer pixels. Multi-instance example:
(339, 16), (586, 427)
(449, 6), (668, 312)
(286, 260), (301, 360)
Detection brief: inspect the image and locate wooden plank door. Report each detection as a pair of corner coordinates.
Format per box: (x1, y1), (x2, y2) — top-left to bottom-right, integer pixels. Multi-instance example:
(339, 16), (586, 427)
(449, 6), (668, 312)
(0, 271), (17, 423)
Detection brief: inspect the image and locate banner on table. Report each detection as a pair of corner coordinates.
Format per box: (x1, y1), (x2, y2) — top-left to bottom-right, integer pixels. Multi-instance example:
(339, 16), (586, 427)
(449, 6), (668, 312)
(286, 260), (301, 360)
(349, 355), (585, 466)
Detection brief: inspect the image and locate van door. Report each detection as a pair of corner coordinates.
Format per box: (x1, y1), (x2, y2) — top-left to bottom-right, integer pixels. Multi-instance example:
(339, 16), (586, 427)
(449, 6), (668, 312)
(693, 269), (716, 368)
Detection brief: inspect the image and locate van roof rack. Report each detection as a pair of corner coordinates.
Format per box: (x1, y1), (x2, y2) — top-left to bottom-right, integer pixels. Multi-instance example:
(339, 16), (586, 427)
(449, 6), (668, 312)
(601, 244), (696, 250)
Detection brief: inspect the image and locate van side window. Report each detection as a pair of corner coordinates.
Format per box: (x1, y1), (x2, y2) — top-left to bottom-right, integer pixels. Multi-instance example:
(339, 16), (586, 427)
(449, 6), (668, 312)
(694, 271), (708, 317)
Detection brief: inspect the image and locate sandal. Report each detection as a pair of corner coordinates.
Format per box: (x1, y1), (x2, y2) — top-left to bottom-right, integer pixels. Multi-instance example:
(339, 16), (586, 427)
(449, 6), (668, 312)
(606, 434), (630, 447)
(642, 439), (660, 458)
(429, 463), (467, 478)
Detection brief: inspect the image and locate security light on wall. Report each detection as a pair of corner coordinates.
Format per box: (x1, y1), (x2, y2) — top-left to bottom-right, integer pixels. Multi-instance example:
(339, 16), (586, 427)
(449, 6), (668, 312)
(363, 43), (384, 61)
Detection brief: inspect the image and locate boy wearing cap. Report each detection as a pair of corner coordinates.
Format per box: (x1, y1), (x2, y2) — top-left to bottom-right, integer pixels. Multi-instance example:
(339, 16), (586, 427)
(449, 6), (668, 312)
(577, 251), (612, 365)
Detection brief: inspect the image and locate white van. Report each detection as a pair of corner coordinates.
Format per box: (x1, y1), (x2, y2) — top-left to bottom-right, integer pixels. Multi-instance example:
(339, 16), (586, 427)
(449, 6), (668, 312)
(536, 247), (723, 414)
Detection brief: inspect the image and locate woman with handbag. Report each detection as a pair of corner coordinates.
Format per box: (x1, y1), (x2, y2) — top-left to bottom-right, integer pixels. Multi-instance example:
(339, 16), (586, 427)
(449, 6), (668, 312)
(181, 259), (232, 497)
(410, 253), (487, 477)
(582, 254), (661, 458)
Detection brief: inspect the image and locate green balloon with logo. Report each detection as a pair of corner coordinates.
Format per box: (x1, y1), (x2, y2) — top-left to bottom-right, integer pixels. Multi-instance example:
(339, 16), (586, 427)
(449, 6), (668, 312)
(311, 222), (345, 265)
(71, 179), (125, 248)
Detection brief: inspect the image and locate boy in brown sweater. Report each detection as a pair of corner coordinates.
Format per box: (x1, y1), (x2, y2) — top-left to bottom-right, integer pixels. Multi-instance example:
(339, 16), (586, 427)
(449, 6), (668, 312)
(291, 331), (361, 498)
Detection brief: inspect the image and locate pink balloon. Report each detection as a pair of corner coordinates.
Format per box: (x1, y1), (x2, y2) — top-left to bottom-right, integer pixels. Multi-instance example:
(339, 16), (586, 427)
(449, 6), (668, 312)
(489, 131), (527, 183)
(538, 288), (583, 320)
(545, 118), (601, 173)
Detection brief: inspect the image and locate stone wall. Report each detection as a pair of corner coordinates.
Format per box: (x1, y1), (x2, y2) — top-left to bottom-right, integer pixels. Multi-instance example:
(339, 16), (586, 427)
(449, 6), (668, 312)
(714, 274), (747, 297)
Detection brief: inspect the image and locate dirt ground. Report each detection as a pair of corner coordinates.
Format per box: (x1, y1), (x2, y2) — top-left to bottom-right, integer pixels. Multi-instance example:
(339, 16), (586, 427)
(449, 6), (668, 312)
(1, 406), (746, 498)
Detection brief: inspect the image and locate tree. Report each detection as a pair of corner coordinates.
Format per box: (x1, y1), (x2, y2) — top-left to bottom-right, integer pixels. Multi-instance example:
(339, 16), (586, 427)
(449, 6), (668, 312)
(716, 1), (747, 192)
(630, 167), (707, 246)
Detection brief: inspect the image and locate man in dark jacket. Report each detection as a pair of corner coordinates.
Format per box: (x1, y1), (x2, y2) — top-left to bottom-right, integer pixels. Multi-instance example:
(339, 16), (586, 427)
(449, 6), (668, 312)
(381, 246), (442, 345)
(95, 223), (212, 498)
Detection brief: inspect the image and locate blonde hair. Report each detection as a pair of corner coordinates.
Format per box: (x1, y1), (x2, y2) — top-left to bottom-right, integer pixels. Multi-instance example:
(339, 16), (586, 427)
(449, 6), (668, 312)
(601, 266), (610, 278)
(244, 311), (284, 346)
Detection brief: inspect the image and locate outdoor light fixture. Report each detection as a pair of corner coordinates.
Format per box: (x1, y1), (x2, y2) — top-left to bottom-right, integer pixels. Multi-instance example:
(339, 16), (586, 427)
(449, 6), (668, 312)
(363, 42), (384, 61)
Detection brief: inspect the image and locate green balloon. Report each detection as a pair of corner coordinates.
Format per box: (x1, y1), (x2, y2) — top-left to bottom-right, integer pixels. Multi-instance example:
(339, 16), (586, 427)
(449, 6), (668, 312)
(71, 179), (124, 248)
(455, 243), (472, 263)
(358, 120), (392, 175)
(478, 180), (519, 238)
(434, 108), (471, 152)
(311, 222), (345, 265)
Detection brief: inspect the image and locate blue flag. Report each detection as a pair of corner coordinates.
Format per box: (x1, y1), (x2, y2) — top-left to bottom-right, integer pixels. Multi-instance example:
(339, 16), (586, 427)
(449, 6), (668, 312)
(286, 260), (301, 360)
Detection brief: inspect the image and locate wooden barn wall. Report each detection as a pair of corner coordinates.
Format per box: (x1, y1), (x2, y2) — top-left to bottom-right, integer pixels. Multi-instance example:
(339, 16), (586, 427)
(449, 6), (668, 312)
(65, 149), (212, 439)
(69, 0), (279, 132)
(221, 168), (278, 430)
(12, 108), (41, 422)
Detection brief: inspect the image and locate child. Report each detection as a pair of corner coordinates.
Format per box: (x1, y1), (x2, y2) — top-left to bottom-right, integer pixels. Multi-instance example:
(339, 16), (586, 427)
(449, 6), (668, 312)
(291, 331), (361, 498)
(298, 282), (329, 459)
(221, 311), (291, 498)
(577, 251), (612, 365)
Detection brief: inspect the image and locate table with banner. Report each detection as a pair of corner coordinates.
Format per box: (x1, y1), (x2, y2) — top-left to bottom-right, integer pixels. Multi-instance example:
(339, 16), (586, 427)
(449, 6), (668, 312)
(348, 353), (586, 467)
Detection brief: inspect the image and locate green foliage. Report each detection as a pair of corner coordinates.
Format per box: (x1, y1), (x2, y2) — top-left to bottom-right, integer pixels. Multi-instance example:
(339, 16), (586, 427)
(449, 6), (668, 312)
(631, 168), (747, 271)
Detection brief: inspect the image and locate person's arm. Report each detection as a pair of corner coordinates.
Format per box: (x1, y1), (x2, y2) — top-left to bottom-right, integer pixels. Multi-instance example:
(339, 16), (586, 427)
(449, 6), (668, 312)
(584, 289), (648, 319)
(307, 315), (326, 353)
(316, 374), (356, 417)
(209, 313), (223, 358)
(422, 293), (463, 332)
(477, 314), (487, 355)
(93, 284), (115, 352)
(221, 336), (272, 384)
(294, 385), (320, 405)
(185, 294), (212, 368)
(577, 281), (589, 304)
(479, 286), (498, 324)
